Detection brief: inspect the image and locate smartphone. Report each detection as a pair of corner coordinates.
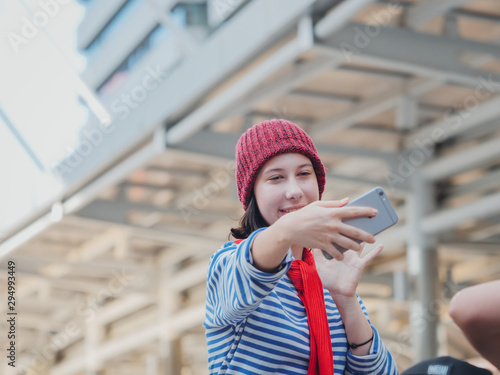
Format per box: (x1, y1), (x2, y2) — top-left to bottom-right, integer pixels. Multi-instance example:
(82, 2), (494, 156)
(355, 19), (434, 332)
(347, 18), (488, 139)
(322, 187), (399, 259)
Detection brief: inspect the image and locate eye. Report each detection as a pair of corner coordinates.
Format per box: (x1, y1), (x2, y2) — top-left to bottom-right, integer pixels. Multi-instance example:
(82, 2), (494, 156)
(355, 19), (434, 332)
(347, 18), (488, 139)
(299, 171), (311, 176)
(269, 175), (283, 181)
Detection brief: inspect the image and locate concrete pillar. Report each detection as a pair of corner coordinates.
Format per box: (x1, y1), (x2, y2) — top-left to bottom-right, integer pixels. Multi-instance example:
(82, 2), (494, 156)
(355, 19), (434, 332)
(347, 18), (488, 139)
(406, 172), (439, 361)
(85, 321), (103, 375)
(158, 252), (182, 375)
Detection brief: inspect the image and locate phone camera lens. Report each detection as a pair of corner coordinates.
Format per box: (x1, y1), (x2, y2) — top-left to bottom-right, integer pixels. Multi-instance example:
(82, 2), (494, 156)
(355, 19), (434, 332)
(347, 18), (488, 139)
(379, 191), (384, 196)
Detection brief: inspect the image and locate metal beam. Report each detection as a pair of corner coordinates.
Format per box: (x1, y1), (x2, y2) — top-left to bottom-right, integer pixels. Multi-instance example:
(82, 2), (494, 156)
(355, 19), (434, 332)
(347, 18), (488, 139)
(317, 143), (396, 161)
(468, 222), (500, 242)
(314, 0), (376, 39)
(309, 77), (441, 138)
(144, 0), (198, 56)
(378, 190), (500, 251)
(173, 129), (398, 162)
(423, 191), (500, 235)
(397, 95), (418, 132)
(421, 136), (500, 180)
(167, 0), (389, 145)
(63, 215), (222, 249)
(16, 313), (64, 331)
(65, 227), (128, 263)
(165, 17), (316, 145)
(76, 198), (231, 225)
(317, 22), (500, 89)
(406, 96), (500, 150)
(50, 303), (205, 375)
(338, 65), (411, 80)
(170, 260), (210, 292)
(327, 172), (404, 192)
(0, 137), (165, 260)
(77, 0), (129, 49)
(172, 130), (238, 160)
(0, 212), (55, 261)
(12, 272), (106, 294)
(62, 137), (165, 216)
(96, 293), (153, 325)
(406, 0), (471, 29)
(440, 241), (500, 255)
(289, 89), (358, 104)
(452, 256), (500, 283)
(454, 119), (500, 144)
(451, 8), (500, 24)
(217, 54), (341, 122)
(9, 255), (147, 276)
(7, 0), (318, 257)
(450, 169), (500, 198)
(0, 104), (45, 172)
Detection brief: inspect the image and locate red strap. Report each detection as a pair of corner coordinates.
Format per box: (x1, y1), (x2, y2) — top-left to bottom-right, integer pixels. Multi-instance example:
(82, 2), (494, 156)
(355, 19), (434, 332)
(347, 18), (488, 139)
(288, 249), (334, 375)
(234, 239), (333, 374)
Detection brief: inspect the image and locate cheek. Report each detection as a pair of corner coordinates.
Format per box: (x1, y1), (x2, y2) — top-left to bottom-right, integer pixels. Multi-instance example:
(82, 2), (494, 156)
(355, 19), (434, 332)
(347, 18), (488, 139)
(254, 182), (276, 209)
(304, 179), (320, 199)
(255, 184), (282, 214)
(259, 185), (281, 205)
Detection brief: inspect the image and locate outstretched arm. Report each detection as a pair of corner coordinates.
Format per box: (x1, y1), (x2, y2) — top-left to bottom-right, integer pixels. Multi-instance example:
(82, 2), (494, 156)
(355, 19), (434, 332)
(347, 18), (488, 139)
(448, 280), (500, 369)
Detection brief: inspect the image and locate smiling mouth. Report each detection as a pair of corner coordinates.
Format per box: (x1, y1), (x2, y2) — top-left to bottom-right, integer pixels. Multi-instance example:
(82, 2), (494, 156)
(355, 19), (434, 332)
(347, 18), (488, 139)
(280, 207), (304, 213)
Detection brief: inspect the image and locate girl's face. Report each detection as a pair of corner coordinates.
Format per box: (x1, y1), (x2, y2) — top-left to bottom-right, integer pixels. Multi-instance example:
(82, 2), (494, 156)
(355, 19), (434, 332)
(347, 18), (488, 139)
(254, 153), (320, 226)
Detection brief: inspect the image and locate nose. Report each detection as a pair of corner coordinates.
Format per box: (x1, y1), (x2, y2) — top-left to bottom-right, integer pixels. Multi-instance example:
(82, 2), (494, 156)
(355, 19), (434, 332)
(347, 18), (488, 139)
(285, 178), (303, 200)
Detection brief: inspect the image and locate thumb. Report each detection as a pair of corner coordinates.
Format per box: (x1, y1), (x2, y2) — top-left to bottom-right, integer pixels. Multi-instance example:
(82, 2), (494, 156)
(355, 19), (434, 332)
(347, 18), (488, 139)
(362, 244), (384, 264)
(316, 198), (349, 208)
(311, 248), (326, 264)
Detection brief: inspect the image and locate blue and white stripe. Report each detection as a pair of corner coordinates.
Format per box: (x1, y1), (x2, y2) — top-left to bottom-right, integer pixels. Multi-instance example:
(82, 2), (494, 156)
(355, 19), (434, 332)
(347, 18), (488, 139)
(204, 228), (398, 374)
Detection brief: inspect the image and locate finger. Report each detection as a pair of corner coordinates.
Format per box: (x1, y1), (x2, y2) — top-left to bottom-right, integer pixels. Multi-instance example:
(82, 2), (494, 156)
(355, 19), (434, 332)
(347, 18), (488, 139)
(335, 206), (378, 219)
(330, 234), (364, 252)
(315, 198), (349, 208)
(339, 224), (376, 244)
(311, 248), (328, 263)
(362, 244), (384, 264)
(320, 245), (345, 261)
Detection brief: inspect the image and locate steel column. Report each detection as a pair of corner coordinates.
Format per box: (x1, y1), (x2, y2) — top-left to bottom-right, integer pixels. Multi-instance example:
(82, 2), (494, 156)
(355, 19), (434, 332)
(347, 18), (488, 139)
(406, 172), (439, 361)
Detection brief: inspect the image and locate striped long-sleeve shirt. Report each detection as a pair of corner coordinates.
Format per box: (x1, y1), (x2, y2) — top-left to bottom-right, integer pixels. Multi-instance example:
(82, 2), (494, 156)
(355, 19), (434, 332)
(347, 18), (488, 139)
(204, 228), (399, 374)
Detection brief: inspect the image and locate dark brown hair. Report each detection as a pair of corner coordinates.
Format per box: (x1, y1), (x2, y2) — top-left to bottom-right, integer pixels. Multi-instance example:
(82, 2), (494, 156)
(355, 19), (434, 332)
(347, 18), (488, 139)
(229, 194), (269, 240)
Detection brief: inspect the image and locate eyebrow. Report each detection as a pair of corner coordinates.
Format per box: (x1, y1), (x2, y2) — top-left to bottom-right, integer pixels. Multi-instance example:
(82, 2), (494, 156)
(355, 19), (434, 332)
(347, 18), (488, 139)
(262, 163), (313, 175)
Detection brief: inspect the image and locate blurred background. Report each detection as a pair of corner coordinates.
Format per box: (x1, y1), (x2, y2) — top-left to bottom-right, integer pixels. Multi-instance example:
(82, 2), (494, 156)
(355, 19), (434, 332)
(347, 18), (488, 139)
(1, 0), (500, 374)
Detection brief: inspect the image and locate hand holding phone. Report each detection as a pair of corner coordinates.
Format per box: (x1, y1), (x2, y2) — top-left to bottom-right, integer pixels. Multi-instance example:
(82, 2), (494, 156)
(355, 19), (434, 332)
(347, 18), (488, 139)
(322, 187), (398, 259)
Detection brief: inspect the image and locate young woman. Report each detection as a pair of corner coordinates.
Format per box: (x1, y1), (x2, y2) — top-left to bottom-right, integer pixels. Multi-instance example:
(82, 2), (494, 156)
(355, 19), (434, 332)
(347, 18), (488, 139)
(204, 119), (398, 374)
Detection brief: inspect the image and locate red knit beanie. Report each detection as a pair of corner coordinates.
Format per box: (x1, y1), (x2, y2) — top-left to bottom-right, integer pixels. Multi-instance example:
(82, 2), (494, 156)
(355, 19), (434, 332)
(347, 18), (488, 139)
(236, 119), (326, 210)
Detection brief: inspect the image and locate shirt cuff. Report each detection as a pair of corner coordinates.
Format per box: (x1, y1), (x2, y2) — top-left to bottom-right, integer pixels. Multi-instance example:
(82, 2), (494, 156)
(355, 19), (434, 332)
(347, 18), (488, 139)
(346, 325), (381, 362)
(236, 228), (293, 282)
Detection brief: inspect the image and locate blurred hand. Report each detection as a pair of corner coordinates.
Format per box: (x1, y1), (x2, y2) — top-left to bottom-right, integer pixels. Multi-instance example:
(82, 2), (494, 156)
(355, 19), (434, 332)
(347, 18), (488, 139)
(311, 243), (383, 299)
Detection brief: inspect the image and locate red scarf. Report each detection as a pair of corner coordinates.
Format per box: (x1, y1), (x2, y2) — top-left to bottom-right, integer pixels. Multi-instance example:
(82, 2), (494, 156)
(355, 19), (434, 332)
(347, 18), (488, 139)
(288, 248), (334, 375)
(234, 240), (334, 374)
